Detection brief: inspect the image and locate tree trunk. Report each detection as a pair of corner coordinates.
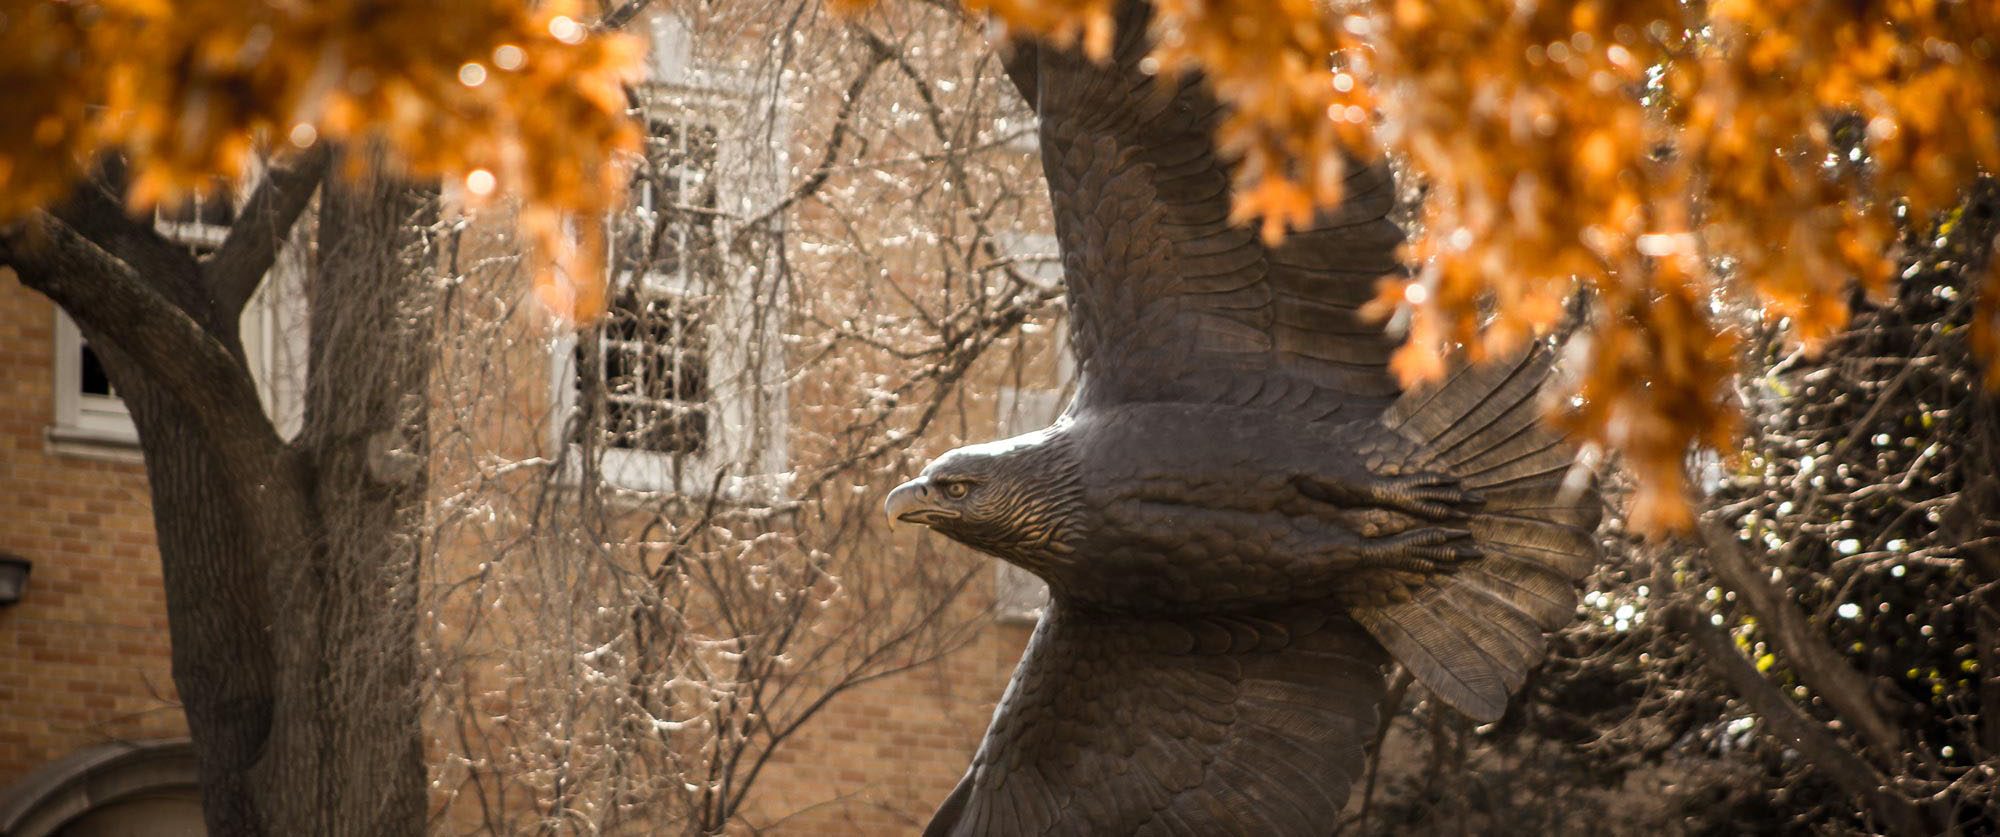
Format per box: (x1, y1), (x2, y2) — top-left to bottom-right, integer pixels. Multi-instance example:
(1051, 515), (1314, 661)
(249, 150), (435, 835)
(0, 147), (432, 835)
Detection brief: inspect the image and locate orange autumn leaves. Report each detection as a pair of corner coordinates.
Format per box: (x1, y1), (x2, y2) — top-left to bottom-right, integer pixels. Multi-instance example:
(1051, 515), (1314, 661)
(954, 0), (2000, 530)
(6, 1), (1999, 529)
(0, 0), (643, 318)
(1384, 1), (2000, 529)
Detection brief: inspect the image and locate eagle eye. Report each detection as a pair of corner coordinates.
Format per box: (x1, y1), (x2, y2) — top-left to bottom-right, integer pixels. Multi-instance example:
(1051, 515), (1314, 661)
(941, 481), (971, 499)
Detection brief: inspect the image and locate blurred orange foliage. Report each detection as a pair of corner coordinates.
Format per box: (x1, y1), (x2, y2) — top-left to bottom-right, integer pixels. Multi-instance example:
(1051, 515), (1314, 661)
(6, 0), (1999, 529)
(0, 0), (642, 320)
(959, 0), (2000, 530)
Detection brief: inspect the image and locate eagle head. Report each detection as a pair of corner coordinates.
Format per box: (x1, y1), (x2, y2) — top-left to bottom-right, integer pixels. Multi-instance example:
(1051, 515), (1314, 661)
(885, 429), (1083, 569)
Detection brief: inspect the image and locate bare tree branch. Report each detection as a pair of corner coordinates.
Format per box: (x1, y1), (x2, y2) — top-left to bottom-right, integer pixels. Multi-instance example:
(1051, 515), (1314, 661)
(45, 160), (204, 304)
(730, 31), (891, 252)
(1664, 598), (1929, 836)
(208, 145), (331, 317)
(1697, 519), (1909, 763)
(599, 0), (654, 32)
(1349, 665), (1415, 833)
(418, 5), (1049, 830)
(1944, 467), (2000, 760)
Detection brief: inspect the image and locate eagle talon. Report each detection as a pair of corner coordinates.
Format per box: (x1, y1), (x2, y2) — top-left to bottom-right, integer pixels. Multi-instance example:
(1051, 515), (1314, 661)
(1362, 526), (1480, 568)
(1376, 473), (1480, 520)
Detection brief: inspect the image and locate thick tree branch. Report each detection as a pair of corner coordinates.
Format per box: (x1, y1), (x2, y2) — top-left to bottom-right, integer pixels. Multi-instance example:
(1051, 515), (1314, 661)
(4, 211), (286, 468)
(48, 163), (206, 309)
(208, 145), (330, 317)
(1698, 519), (1908, 763)
(1665, 600), (1929, 836)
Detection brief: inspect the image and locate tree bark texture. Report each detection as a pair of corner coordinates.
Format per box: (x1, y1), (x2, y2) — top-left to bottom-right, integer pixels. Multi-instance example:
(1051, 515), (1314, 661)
(251, 148), (435, 835)
(0, 146), (432, 835)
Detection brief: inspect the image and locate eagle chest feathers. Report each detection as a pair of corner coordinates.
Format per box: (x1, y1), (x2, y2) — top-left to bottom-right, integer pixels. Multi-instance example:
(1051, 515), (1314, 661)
(892, 400), (1486, 606)
(896, 1), (1602, 833)
(1049, 405), (1453, 609)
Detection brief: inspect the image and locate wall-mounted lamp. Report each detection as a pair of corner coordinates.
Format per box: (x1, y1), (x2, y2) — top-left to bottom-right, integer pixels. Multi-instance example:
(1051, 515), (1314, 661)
(0, 554), (30, 606)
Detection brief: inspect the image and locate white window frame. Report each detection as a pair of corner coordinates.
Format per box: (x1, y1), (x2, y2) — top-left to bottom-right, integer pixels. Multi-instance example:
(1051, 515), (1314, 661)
(49, 167), (310, 459)
(50, 313), (139, 446)
(549, 15), (789, 502)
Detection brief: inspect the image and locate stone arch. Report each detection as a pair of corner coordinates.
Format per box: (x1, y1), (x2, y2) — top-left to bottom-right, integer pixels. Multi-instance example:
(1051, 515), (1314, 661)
(0, 739), (203, 836)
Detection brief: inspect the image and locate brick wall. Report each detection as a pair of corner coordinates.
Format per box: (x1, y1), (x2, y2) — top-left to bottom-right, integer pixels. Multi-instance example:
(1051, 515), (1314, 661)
(0, 273), (188, 787)
(0, 265), (1044, 834)
(725, 623), (1032, 833)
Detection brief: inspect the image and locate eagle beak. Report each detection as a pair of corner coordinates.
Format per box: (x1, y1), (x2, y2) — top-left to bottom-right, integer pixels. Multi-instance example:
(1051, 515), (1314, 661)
(885, 477), (948, 527)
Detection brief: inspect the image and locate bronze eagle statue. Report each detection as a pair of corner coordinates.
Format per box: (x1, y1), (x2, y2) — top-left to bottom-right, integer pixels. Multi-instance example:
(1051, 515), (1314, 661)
(885, 3), (1602, 833)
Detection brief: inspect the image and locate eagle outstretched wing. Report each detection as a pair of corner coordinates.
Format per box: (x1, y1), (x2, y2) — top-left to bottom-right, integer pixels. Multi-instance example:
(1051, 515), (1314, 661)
(1007, 0), (1406, 423)
(924, 1), (1603, 829)
(924, 603), (1386, 837)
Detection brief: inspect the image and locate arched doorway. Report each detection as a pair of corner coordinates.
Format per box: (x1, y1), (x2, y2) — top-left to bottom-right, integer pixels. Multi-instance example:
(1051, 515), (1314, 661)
(0, 740), (203, 836)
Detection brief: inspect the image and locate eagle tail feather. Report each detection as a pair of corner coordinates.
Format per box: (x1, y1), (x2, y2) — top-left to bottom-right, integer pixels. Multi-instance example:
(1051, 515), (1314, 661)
(1351, 600), (1511, 721)
(1360, 345), (1600, 720)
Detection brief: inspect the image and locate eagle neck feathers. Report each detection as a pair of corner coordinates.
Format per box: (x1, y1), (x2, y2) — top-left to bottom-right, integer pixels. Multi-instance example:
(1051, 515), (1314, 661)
(972, 429), (1088, 575)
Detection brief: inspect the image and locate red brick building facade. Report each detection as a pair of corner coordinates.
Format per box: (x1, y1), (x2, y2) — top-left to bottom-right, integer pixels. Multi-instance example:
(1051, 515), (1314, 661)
(0, 277), (201, 832)
(0, 260), (1041, 835)
(0, 9), (1069, 831)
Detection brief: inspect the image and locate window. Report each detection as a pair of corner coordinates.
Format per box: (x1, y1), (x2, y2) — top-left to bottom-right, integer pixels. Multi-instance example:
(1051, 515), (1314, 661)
(50, 176), (307, 458)
(592, 117), (721, 459)
(551, 30), (788, 500)
(619, 118), (722, 290)
(51, 314), (138, 447)
(574, 286), (712, 456)
(561, 115), (724, 491)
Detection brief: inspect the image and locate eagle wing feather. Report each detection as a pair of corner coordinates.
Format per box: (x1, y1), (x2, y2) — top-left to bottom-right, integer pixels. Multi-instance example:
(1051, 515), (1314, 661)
(1008, 0), (1405, 422)
(924, 602), (1386, 836)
